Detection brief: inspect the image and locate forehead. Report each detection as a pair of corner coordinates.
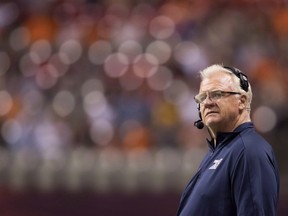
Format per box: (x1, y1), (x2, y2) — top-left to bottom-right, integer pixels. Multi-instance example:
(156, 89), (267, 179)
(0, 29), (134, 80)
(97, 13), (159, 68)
(200, 71), (234, 92)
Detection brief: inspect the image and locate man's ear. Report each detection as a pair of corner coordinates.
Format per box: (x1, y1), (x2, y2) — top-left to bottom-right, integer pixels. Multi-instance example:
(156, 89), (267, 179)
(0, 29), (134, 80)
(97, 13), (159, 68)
(239, 95), (247, 110)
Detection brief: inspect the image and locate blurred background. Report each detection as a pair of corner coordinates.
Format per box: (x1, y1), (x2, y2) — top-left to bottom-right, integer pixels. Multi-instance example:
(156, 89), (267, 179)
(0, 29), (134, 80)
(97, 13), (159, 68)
(0, 0), (287, 215)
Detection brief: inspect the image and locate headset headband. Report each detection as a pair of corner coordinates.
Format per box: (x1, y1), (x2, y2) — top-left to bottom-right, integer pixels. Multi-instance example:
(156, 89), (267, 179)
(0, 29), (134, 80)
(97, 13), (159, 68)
(223, 66), (249, 92)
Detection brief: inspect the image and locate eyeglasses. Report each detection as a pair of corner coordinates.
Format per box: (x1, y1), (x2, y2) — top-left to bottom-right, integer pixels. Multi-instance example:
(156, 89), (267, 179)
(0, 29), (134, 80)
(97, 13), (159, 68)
(194, 90), (241, 104)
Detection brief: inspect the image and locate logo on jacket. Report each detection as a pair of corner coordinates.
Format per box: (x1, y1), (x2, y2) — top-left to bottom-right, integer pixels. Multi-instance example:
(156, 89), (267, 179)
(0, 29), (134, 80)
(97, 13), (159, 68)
(209, 158), (223, 170)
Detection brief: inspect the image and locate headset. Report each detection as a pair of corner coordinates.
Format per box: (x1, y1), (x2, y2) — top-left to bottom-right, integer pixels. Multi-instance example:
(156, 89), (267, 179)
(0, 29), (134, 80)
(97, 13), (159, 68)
(223, 66), (249, 92)
(194, 66), (249, 129)
(194, 104), (204, 129)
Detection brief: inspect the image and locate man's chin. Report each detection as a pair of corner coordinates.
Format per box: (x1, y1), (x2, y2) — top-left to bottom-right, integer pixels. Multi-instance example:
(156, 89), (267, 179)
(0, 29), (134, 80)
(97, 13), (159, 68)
(205, 119), (220, 128)
(205, 116), (220, 124)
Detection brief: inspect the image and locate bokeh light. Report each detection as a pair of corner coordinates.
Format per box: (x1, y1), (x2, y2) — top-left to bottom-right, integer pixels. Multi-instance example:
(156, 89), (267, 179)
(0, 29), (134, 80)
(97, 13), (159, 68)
(132, 53), (159, 78)
(35, 64), (58, 89)
(29, 40), (52, 64)
(163, 79), (191, 105)
(81, 79), (105, 98)
(104, 53), (129, 78)
(149, 15), (175, 39)
(159, 2), (186, 23)
(118, 40), (143, 62)
(52, 91), (76, 117)
(9, 27), (30, 51)
(253, 106), (277, 133)
(0, 2), (19, 28)
(147, 66), (173, 91)
(174, 41), (208, 73)
(83, 91), (107, 118)
(22, 90), (44, 116)
(146, 40), (172, 64)
(0, 90), (13, 116)
(1, 119), (22, 145)
(48, 54), (70, 77)
(0, 52), (11, 76)
(88, 40), (113, 65)
(90, 119), (114, 146)
(19, 53), (37, 77)
(59, 40), (83, 64)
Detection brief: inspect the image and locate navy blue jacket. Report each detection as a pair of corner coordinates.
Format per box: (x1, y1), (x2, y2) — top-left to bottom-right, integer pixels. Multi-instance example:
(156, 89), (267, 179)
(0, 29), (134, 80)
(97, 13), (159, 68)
(177, 122), (279, 216)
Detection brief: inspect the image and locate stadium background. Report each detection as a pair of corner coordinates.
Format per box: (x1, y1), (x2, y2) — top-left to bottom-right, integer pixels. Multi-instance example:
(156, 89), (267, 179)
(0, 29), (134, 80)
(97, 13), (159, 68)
(0, 0), (287, 215)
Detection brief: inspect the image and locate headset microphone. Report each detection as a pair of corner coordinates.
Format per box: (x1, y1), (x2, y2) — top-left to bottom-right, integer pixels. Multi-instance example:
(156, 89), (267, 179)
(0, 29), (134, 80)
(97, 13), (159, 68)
(194, 119), (204, 129)
(194, 104), (204, 129)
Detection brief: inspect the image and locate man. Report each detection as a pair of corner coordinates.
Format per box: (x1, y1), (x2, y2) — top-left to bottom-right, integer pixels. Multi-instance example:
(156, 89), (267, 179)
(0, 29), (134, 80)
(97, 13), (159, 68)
(177, 64), (279, 216)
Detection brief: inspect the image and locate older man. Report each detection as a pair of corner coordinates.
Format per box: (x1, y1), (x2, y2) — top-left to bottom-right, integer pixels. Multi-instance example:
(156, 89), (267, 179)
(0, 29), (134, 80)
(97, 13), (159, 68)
(177, 64), (279, 216)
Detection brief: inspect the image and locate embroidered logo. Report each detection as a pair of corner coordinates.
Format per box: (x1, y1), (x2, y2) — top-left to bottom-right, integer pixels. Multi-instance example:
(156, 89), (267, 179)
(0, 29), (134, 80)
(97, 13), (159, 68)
(209, 158), (223, 170)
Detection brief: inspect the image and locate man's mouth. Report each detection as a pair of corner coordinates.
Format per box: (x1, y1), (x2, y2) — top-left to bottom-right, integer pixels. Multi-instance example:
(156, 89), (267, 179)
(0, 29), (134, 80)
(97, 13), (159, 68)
(205, 111), (218, 117)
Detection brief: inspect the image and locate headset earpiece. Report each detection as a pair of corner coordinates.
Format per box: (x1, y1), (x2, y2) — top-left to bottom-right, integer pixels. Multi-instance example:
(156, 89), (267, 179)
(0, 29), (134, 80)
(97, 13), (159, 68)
(223, 66), (249, 92)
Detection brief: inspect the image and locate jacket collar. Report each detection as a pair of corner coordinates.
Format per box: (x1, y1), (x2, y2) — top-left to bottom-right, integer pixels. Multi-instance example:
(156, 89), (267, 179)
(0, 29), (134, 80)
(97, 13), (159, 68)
(207, 122), (254, 150)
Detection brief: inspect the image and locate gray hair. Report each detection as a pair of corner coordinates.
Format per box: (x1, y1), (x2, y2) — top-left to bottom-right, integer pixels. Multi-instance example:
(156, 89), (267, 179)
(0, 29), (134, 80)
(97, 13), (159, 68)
(199, 64), (253, 113)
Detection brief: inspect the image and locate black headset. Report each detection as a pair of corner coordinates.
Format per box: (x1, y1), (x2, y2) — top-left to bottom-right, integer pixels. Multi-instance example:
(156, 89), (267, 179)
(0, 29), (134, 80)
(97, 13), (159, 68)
(223, 66), (249, 92)
(194, 66), (249, 129)
(194, 104), (204, 129)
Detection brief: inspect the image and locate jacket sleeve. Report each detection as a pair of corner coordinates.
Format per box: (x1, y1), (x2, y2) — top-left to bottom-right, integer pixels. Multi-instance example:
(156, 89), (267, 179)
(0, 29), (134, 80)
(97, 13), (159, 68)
(230, 144), (279, 216)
